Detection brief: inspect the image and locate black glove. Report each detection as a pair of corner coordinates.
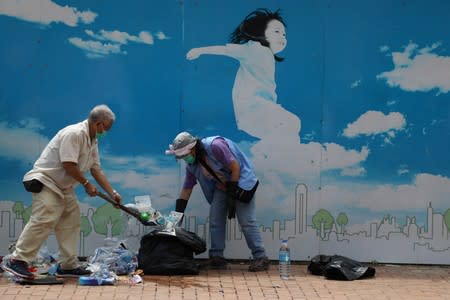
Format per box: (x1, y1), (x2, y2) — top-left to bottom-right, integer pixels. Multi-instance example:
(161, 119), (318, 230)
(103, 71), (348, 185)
(175, 198), (188, 213)
(225, 182), (239, 219)
(225, 181), (240, 199)
(227, 196), (236, 219)
(175, 198), (188, 225)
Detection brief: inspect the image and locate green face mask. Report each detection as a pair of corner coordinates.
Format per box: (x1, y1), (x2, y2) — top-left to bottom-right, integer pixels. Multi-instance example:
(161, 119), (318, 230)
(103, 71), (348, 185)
(96, 131), (107, 139)
(183, 154), (195, 164)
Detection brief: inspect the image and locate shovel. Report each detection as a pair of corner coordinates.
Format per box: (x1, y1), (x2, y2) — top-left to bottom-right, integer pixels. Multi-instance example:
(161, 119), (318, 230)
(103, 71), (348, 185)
(97, 191), (157, 226)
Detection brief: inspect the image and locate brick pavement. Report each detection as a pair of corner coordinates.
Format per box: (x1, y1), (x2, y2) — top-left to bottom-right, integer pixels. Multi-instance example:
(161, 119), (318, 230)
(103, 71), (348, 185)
(1, 263), (450, 300)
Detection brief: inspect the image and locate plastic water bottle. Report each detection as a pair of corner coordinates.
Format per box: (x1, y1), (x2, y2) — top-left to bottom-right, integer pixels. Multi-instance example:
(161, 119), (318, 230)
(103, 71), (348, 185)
(279, 239), (291, 280)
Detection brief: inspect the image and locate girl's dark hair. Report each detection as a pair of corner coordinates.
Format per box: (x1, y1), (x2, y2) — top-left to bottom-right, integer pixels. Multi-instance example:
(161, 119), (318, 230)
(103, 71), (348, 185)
(229, 8), (285, 62)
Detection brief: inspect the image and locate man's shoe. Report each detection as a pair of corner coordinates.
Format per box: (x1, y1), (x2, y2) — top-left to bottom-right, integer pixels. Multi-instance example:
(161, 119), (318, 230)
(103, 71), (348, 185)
(209, 256), (227, 269)
(248, 256), (270, 272)
(55, 265), (91, 278)
(2, 259), (34, 279)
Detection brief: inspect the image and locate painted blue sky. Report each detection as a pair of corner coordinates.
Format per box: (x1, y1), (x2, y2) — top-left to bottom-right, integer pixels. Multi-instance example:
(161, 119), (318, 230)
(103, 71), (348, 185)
(1, 0), (450, 227)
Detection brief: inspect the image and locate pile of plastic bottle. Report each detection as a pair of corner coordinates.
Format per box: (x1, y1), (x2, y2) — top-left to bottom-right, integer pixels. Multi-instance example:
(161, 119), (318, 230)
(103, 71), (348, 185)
(79, 239), (139, 286)
(89, 241), (137, 275)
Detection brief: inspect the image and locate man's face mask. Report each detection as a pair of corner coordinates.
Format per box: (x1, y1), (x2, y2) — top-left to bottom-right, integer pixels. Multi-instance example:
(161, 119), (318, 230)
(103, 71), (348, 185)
(183, 154), (195, 164)
(96, 121), (109, 140)
(96, 131), (107, 139)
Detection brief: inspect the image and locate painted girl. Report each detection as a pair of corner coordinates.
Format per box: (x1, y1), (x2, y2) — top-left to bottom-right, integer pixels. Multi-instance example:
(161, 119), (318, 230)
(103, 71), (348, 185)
(187, 8), (301, 144)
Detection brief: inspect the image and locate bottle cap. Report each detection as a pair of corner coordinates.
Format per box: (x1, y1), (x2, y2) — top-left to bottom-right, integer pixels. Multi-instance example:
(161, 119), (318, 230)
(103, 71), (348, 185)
(140, 212), (150, 221)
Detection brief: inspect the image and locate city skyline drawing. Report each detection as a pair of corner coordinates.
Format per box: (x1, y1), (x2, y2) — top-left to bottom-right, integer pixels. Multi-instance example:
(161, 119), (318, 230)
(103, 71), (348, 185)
(1, 183), (449, 265)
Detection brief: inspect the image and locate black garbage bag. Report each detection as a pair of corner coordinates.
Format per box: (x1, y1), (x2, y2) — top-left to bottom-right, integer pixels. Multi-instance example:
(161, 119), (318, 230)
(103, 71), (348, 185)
(138, 227), (206, 275)
(173, 227), (207, 255)
(308, 255), (376, 280)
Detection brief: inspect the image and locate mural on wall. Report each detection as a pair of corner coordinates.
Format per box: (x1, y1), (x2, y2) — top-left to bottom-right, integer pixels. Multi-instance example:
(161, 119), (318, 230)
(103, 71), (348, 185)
(0, 0), (450, 264)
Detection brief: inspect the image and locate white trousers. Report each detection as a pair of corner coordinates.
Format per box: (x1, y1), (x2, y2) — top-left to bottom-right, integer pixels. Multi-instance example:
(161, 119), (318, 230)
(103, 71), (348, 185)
(13, 186), (81, 269)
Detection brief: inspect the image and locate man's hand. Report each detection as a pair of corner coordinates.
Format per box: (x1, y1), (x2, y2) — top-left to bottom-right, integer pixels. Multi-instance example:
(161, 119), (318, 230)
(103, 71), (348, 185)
(84, 181), (98, 196)
(111, 190), (122, 206)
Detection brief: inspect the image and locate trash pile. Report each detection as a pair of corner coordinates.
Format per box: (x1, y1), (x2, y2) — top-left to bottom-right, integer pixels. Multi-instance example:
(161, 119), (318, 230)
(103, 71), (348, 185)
(80, 239), (140, 286)
(1, 241), (141, 286)
(1, 245), (59, 282)
(1, 196), (187, 285)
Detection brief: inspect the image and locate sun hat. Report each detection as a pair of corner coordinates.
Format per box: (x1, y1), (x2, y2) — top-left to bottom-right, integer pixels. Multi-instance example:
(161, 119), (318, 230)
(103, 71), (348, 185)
(165, 131), (197, 158)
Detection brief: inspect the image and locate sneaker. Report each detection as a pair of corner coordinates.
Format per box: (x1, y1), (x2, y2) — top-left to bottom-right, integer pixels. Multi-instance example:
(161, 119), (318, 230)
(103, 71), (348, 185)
(2, 259), (34, 279)
(55, 265), (91, 278)
(209, 256), (227, 269)
(248, 256), (270, 272)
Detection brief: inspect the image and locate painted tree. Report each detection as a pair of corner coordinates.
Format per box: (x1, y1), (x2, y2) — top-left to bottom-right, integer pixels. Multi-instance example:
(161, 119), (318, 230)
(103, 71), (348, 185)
(23, 206), (32, 224)
(12, 202), (25, 219)
(79, 215), (92, 256)
(312, 209), (334, 238)
(92, 203), (125, 236)
(336, 212), (349, 233)
(444, 208), (450, 232)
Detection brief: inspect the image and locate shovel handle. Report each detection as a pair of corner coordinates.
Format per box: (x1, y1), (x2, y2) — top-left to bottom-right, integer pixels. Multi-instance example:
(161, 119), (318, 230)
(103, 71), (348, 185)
(97, 191), (141, 219)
